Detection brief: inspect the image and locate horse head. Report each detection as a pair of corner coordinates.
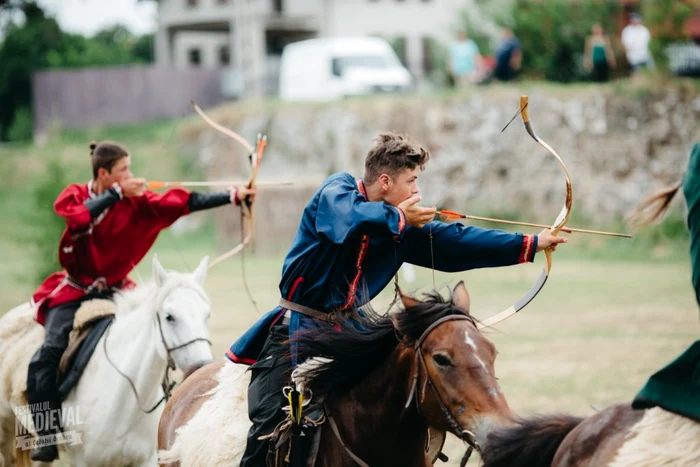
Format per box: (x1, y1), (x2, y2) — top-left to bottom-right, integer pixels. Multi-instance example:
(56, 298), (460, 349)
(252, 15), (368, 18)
(395, 281), (513, 452)
(151, 254), (213, 378)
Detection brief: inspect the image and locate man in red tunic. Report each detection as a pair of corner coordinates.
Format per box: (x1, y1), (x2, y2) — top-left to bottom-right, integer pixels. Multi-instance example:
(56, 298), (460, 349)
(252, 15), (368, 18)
(27, 141), (255, 462)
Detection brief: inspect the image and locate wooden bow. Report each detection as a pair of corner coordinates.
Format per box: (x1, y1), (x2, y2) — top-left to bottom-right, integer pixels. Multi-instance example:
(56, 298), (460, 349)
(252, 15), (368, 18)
(476, 95), (574, 329)
(188, 100), (268, 270)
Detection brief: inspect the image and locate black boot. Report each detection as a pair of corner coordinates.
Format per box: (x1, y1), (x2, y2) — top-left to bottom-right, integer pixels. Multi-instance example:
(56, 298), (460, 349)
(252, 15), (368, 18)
(29, 399), (61, 462)
(30, 396), (64, 462)
(31, 443), (59, 462)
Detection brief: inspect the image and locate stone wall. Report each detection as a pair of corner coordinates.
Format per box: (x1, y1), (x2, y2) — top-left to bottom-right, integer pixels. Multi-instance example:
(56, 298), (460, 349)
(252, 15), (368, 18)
(187, 84), (700, 253)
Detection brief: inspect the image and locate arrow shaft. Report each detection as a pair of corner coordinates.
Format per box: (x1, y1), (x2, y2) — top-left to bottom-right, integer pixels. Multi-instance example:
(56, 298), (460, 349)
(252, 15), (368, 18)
(147, 180), (292, 189)
(443, 213), (632, 238)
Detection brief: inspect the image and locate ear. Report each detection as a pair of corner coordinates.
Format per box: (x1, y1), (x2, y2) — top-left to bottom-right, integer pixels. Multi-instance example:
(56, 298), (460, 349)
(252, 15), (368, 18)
(378, 173), (391, 191)
(152, 254), (168, 288)
(398, 287), (421, 311)
(453, 281), (471, 315)
(193, 255), (209, 286)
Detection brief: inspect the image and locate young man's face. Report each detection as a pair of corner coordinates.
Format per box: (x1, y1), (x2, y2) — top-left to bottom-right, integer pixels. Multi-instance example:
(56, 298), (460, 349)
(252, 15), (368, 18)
(382, 167), (421, 207)
(99, 156), (132, 186)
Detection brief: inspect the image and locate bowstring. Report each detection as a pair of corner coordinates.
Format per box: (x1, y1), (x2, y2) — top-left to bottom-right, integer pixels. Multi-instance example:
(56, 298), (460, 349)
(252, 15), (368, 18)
(428, 102), (527, 285)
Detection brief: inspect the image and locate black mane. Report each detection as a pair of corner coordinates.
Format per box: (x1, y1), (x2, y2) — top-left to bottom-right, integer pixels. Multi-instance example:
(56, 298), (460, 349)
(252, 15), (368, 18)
(283, 289), (478, 398)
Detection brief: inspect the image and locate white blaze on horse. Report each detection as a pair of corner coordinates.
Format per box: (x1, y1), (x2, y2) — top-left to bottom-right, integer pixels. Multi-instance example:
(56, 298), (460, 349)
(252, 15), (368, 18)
(157, 282), (514, 467)
(0, 255), (214, 467)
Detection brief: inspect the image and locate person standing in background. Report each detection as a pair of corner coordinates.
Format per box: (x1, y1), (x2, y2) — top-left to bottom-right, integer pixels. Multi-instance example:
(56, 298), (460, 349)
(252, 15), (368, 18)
(621, 12), (653, 75)
(448, 30), (482, 88)
(493, 27), (522, 82)
(584, 23), (617, 82)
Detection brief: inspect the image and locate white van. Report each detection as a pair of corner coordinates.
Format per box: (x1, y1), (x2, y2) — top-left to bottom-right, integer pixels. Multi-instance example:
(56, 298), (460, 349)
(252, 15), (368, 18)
(279, 37), (413, 102)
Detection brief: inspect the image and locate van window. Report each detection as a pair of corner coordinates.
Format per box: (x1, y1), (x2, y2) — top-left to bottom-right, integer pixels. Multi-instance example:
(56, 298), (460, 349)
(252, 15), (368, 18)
(331, 55), (398, 77)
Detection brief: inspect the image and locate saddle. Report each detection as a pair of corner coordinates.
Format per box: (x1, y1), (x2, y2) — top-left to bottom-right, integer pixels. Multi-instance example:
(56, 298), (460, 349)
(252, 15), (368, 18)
(262, 393), (448, 467)
(56, 299), (115, 401)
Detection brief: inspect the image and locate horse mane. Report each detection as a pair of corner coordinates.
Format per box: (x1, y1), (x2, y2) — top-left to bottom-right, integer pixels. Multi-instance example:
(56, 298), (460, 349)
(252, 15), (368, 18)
(481, 415), (583, 467)
(113, 283), (156, 315)
(627, 180), (682, 228)
(112, 272), (209, 316)
(286, 289), (478, 399)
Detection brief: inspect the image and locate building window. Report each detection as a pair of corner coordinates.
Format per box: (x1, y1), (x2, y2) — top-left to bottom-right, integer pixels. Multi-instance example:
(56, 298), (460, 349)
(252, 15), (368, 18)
(273, 0), (283, 13)
(186, 0), (197, 7)
(188, 48), (201, 66)
(219, 45), (230, 66)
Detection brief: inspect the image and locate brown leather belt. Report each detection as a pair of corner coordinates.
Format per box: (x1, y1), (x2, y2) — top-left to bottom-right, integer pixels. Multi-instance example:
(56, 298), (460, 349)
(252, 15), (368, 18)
(278, 299), (361, 326)
(279, 299), (328, 321)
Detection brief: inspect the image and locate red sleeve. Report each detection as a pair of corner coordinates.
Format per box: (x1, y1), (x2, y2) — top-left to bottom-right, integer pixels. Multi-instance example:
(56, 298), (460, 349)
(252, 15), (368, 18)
(53, 184), (91, 232)
(138, 189), (192, 228)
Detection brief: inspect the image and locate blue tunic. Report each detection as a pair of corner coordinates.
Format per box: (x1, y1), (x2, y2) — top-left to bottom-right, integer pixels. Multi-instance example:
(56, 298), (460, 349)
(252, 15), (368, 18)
(227, 173), (538, 364)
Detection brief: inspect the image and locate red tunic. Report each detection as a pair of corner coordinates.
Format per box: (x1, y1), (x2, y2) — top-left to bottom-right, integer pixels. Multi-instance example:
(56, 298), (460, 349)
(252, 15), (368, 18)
(31, 182), (193, 325)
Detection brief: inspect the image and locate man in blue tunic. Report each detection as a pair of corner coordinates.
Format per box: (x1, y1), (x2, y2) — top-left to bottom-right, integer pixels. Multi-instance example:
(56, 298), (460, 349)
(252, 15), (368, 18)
(230, 132), (568, 465)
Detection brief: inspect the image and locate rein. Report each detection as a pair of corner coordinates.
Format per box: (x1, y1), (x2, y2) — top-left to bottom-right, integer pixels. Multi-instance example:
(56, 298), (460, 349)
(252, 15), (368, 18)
(102, 311), (212, 414)
(327, 314), (480, 466)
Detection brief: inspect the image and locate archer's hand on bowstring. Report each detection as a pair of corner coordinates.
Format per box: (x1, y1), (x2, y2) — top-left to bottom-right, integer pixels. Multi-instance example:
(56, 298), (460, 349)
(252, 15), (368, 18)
(536, 228), (568, 252)
(229, 185), (258, 208)
(121, 177), (146, 197)
(398, 195), (437, 229)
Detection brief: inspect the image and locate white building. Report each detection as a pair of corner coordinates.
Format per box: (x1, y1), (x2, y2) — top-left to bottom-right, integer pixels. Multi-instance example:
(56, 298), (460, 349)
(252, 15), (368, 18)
(145, 0), (489, 98)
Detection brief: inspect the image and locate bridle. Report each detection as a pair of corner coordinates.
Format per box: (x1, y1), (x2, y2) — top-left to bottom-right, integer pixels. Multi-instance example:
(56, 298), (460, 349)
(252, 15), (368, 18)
(404, 315), (481, 466)
(103, 306), (212, 414)
(327, 314), (479, 467)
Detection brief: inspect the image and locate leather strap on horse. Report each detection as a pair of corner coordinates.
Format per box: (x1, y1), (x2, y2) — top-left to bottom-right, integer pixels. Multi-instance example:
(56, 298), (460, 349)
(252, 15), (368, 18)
(325, 405), (370, 467)
(279, 299), (329, 321)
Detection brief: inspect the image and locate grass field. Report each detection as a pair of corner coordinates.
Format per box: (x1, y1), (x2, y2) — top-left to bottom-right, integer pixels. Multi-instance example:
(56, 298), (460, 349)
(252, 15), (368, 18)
(0, 111), (697, 465)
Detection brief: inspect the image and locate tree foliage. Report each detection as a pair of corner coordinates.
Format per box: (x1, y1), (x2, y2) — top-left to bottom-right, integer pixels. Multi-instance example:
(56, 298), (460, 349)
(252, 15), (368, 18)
(0, 1), (154, 141)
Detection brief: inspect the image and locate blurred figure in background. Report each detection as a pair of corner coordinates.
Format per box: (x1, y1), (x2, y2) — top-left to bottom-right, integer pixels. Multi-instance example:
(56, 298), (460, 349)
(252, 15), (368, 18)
(493, 27), (521, 82)
(448, 30), (482, 88)
(621, 12), (653, 75)
(584, 23), (617, 82)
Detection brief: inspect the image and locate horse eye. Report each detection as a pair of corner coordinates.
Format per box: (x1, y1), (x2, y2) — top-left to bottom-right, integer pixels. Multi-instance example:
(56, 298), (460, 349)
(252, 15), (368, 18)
(432, 353), (453, 368)
(165, 314), (175, 322)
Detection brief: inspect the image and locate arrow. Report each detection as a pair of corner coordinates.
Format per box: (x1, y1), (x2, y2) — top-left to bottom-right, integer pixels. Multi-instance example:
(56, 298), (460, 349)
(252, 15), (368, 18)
(436, 210), (632, 238)
(146, 180), (294, 189)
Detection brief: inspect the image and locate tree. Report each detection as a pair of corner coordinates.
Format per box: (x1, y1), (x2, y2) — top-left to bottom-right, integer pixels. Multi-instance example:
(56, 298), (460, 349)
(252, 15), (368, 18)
(0, 1), (156, 141)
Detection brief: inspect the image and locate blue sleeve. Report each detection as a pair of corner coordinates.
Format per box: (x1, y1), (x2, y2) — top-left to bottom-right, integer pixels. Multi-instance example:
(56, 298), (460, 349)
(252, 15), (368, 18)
(401, 222), (537, 272)
(315, 179), (406, 244)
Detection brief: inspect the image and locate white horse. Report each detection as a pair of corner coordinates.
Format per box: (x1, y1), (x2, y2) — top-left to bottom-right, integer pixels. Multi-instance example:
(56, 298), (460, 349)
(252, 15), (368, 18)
(0, 255), (214, 467)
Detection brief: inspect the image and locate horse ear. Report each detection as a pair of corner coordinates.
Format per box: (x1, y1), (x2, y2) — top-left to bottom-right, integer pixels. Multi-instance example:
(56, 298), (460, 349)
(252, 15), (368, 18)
(398, 287), (421, 310)
(152, 254), (168, 288)
(453, 281), (471, 315)
(193, 256), (209, 286)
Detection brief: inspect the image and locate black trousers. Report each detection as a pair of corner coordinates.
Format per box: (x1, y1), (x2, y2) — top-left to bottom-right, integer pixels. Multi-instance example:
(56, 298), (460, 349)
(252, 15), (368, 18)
(26, 292), (110, 436)
(240, 324), (291, 467)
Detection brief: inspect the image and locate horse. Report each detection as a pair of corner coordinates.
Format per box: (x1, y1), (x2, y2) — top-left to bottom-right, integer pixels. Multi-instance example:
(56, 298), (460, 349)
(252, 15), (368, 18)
(157, 281), (513, 467)
(480, 401), (700, 467)
(0, 255), (214, 467)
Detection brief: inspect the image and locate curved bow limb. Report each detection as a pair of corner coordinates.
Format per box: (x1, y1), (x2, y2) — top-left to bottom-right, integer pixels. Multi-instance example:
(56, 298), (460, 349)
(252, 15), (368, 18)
(187, 99), (265, 271)
(477, 95), (574, 329)
(207, 135), (267, 270)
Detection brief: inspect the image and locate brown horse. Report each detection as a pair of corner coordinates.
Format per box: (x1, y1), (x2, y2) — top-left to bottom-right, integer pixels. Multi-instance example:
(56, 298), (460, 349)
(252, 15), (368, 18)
(481, 402), (700, 467)
(157, 282), (513, 466)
